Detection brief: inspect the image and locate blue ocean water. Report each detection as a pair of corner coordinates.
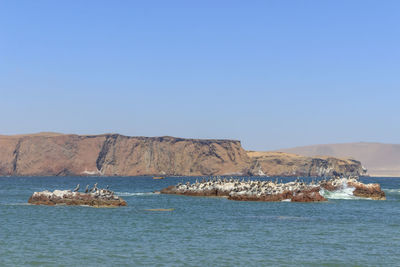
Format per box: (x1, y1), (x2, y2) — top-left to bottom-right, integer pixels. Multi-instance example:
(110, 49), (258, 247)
(0, 176), (399, 266)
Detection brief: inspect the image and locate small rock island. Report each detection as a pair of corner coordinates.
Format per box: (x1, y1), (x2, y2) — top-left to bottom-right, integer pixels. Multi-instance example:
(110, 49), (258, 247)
(28, 184), (127, 207)
(160, 176), (385, 202)
(320, 177), (386, 200)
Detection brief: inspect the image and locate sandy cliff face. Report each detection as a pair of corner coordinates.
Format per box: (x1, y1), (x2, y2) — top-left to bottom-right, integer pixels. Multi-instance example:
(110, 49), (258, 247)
(0, 134), (249, 176)
(95, 135), (250, 176)
(0, 133), (365, 177)
(0, 134), (105, 176)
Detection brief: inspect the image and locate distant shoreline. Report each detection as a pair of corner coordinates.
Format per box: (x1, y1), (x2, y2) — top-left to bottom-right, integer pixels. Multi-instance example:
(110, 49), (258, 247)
(369, 174), (400, 178)
(0, 175), (399, 179)
(277, 142), (400, 180)
(0, 133), (364, 177)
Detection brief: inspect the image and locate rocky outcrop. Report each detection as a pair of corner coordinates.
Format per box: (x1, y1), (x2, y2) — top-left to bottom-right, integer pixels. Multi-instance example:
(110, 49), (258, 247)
(28, 189), (127, 207)
(160, 178), (327, 202)
(229, 187), (326, 202)
(0, 133), (365, 177)
(160, 177), (385, 202)
(246, 151), (365, 177)
(278, 142), (400, 177)
(320, 177), (386, 200)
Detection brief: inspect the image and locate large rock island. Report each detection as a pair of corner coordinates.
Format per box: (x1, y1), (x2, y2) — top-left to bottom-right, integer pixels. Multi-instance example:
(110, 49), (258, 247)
(320, 177), (386, 200)
(160, 178), (326, 202)
(160, 177), (385, 202)
(0, 133), (366, 177)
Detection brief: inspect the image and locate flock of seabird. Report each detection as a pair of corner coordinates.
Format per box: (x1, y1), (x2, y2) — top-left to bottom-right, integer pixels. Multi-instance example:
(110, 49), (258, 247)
(73, 183), (112, 195)
(171, 176), (359, 197)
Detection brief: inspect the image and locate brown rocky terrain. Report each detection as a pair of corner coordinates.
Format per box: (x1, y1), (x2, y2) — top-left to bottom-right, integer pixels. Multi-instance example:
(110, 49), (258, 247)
(0, 133), (365, 177)
(0, 133), (249, 176)
(247, 151), (365, 177)
(278, 142), (400, 177)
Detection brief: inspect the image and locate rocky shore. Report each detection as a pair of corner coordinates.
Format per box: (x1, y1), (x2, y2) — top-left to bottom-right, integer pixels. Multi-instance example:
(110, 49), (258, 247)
(28, 188), (127, 207)
(320, 177), (386, 200)
(160, 177), (386, 202)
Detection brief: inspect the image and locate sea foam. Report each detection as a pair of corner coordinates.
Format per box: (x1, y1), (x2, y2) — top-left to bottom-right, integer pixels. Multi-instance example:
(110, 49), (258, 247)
(319, 184), (366, 200)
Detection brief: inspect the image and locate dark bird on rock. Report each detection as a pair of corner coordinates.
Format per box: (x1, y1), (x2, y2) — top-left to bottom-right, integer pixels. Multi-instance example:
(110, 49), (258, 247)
(73, 184), (80, 192)
(85, 185), (89, 193)
(91, 183), (98, 193)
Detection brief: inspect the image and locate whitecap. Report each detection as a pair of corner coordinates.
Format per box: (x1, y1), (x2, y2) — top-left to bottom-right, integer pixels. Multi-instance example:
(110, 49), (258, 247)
(319, 186), (367, 200)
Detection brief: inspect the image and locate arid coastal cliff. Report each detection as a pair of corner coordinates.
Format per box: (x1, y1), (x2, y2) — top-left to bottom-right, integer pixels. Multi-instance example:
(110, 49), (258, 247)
(0, 133), (366, 177)
(247, 151), (365, 177)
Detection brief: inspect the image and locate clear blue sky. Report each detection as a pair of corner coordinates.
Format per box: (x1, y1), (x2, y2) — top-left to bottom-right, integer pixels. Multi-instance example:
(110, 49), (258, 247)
(1, 0), (399, 150)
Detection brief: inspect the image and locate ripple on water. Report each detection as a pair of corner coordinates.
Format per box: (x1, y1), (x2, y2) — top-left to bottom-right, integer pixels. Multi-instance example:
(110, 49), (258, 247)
(0, 176), (400, 266)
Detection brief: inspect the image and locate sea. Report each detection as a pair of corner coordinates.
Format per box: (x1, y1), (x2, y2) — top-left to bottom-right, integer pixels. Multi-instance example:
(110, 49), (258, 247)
(0, 176), (399, 266)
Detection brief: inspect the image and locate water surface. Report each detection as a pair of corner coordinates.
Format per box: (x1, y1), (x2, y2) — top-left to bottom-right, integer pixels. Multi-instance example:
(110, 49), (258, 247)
(1, 176), (399, 266)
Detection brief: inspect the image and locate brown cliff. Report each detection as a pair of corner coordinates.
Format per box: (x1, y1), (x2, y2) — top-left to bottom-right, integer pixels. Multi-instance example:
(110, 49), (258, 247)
(0, 133), (249, 176)
(246, 151), (365, 177)
(0, 133), (365, 177)
(277, 142), (400, 177)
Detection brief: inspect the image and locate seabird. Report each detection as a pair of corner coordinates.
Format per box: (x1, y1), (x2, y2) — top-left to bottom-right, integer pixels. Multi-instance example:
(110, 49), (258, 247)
(91, 183), (98, 193)
(73, 184), (80, 192)
(84, 185), (89, 193)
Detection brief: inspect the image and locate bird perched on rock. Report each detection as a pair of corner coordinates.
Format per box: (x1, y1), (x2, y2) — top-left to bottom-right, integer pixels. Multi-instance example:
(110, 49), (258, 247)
(73, 184), (80, 192)
(91, 183), (98, 193)
(84, 185), (89, 193)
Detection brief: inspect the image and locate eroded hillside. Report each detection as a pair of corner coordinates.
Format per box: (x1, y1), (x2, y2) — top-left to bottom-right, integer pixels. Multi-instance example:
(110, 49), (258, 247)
(0, 133), (365, 177)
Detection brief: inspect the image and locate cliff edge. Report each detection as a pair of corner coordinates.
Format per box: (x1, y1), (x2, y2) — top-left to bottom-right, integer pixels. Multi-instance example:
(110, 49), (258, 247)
(0, 133), (365, 177)
(246, 151), (366, 177)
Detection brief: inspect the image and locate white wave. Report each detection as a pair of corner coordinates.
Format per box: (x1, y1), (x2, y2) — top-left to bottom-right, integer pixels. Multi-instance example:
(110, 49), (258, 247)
(319, 183), (371, 200)
(115, 192), (156, 197)
(320, 187), (358, 200)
